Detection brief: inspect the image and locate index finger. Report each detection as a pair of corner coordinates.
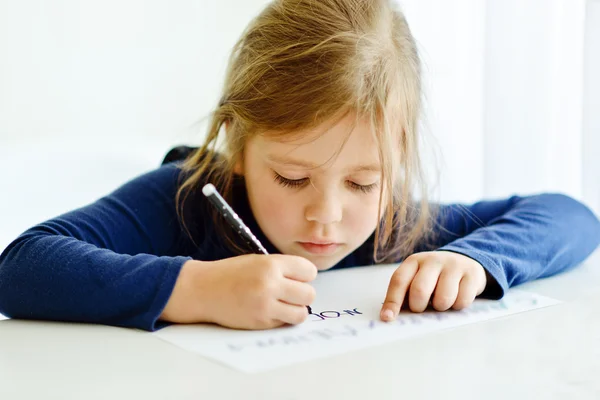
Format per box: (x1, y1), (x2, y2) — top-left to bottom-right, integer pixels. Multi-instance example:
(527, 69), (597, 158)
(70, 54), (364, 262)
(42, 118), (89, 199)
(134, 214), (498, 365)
(381, 257), (419, 321)
(278, 255), (318, 282)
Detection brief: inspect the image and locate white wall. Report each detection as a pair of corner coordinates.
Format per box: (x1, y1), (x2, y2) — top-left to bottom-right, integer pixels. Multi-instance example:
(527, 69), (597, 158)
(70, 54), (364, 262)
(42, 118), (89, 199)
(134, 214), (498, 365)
(400, 0), (486, 204)
(484, 0), (587, 201)
(583, 0), (600, 216)
(403, 0), (593, 208)
(0, 0), (271, 148)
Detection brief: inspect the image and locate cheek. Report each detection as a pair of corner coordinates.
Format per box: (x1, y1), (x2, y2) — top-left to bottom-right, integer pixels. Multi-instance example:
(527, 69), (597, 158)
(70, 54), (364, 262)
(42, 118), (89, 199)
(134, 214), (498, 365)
(345, 194), (381, 232)
(250, 181), (299, 230)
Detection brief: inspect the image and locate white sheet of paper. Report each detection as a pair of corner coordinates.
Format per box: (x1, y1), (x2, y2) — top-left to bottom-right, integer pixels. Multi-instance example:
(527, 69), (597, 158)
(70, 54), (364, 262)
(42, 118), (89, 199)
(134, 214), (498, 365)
(153, 264), (560, 373)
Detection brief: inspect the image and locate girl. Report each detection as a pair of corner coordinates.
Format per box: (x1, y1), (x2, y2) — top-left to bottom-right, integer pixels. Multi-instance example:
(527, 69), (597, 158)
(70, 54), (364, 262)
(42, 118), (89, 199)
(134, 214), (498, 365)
(1, 0), (599, 331)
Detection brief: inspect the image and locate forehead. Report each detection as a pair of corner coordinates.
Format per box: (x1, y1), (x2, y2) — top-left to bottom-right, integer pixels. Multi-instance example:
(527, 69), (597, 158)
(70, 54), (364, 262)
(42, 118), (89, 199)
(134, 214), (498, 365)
(250, 113), (380, 171)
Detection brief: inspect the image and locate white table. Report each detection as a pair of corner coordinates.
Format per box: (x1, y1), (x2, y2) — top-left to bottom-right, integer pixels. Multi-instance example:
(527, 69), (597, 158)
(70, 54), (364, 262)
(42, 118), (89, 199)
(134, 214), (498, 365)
(1, 249), (599, 400)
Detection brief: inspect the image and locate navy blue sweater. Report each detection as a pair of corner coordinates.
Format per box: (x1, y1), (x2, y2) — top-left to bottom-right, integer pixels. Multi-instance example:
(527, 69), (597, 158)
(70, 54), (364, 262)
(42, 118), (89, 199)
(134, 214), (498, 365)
(1, 156), (599, 331)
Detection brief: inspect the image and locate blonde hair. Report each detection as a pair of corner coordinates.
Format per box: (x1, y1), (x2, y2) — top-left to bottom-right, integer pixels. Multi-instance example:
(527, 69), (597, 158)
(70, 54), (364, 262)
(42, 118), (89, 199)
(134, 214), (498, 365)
(176, 0), (438, 262)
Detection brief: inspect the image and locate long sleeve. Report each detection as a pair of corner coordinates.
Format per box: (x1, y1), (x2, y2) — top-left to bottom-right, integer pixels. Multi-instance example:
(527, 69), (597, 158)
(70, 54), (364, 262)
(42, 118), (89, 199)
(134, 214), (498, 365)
(428, 193), (600, 298)
(0, 163), (195, 331)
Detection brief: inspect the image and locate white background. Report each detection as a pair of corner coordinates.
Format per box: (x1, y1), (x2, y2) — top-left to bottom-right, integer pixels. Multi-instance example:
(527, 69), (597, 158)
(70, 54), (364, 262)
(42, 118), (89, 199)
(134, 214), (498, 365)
(0, 0), (598, 251)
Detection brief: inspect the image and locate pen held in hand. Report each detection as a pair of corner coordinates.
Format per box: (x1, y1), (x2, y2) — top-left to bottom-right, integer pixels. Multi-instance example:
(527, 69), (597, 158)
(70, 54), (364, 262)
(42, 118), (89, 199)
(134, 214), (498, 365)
(202, 183), (269, 254)
(202, 183), (312, 314)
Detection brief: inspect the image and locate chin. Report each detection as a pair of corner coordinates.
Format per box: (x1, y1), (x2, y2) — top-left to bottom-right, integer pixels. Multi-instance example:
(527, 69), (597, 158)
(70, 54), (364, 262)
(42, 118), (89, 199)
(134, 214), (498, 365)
(309, 256), (343, 271)
(283, 249), (337, 270)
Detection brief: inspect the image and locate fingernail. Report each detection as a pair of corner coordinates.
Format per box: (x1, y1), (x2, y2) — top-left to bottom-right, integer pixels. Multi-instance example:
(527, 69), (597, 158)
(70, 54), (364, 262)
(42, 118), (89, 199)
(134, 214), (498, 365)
(382, 309), (394, 321)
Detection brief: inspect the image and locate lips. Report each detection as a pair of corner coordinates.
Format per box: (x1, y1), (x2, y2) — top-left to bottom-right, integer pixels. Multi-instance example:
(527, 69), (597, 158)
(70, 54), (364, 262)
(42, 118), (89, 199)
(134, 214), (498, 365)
(298, 241), (341, 255)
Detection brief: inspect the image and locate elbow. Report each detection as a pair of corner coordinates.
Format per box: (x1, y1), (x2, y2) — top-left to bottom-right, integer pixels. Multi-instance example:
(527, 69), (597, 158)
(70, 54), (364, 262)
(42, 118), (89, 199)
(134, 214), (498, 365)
(0, 236), (35, 319)
(545, 192), (600, 222)
(542, 192), (600, 249)
(0, 255), (17, 318)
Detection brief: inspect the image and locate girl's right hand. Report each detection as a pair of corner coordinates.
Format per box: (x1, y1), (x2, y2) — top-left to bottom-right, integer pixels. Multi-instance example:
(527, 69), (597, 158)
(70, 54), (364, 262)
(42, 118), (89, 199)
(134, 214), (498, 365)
(161, 254), (318, 330)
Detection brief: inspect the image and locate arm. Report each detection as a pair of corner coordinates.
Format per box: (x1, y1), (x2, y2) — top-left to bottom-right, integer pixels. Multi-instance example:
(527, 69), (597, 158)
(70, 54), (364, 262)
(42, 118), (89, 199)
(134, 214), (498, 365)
(426, 193), (600, 298)
(0, 163), (196, 331)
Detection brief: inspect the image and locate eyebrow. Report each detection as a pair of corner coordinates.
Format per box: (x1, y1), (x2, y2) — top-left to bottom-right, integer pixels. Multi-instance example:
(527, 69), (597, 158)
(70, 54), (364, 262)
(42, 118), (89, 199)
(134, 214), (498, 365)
(266, 154), (381, 173)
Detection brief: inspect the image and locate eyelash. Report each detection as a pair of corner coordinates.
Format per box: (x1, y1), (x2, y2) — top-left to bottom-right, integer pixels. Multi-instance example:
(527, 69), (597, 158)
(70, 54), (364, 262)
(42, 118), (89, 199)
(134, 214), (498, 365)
(272, 172), (378, 194)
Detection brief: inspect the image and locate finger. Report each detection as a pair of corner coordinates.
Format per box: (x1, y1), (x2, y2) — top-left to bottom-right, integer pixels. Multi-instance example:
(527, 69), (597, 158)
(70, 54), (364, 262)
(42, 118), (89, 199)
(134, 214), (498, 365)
(452, 274), (478, 310)
(272, 301), (309, 325)
(380, 257), (419, 321)
(408, 260), (443, 312)
(279, 255), (318, 282)
(431, 268), (462, 311)
(277, 280), (316, 306)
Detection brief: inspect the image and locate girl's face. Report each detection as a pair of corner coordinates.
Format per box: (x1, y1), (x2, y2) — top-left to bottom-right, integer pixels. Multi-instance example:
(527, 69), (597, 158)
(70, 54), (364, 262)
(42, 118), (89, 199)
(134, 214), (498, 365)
(238, 113), (384, 271)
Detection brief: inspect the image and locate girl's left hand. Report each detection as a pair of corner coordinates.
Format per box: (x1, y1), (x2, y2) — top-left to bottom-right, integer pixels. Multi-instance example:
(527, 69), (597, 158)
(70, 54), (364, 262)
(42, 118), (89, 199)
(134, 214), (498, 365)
(380, 251), (487, 321)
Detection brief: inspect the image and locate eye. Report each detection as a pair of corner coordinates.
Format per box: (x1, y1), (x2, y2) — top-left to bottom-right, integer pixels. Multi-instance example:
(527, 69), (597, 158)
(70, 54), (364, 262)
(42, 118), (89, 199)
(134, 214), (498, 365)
(273, 170), (379, 194)
(347, 181), (379, 194)
(273, 172), (309, 188)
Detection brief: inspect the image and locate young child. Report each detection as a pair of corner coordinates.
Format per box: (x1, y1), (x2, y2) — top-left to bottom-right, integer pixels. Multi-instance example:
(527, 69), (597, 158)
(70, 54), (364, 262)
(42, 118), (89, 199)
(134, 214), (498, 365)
(1, 0), (599, 332)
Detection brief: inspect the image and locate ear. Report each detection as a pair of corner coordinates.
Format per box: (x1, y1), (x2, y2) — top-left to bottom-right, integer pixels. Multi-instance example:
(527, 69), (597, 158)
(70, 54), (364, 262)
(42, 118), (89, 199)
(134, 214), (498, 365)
(233, 158), (244, 175)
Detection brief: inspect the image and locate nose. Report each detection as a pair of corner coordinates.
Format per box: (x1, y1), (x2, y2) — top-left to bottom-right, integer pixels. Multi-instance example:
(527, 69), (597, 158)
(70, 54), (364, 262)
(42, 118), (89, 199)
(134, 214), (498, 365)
(304, 189), (343, 225)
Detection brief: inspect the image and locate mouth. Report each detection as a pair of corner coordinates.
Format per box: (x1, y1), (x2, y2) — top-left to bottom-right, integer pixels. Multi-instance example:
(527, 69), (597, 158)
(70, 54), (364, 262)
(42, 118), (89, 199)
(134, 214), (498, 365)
(298, 242), (341, 255)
